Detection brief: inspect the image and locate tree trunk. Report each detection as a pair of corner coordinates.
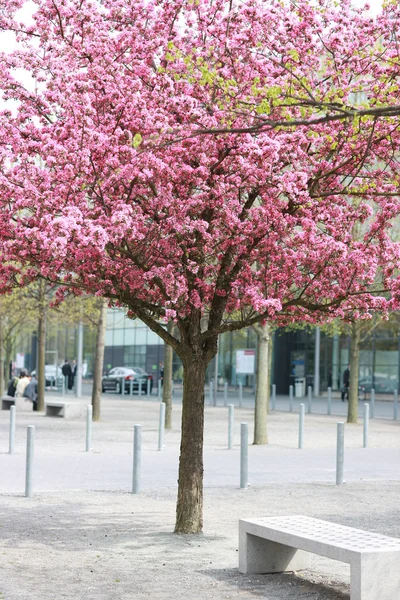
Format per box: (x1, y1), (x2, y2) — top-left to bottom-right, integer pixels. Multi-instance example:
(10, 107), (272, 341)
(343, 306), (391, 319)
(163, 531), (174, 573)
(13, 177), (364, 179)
(0, 318), (4, 394)
(91, 299), (107, 422)
(5, 343), (12, 383)
(347, 321), (361, 424)
(37, 282), (47, 411)
(163, 321), (174, 429)
(253, 322), (270, 445)
(174, 354), (207, 534)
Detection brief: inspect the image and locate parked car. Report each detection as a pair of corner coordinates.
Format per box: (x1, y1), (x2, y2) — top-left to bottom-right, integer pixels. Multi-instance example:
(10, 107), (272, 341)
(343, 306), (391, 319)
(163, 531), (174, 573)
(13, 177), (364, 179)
(31, 365), (63, 387)
(102, 367), (153, 394)
(358, 377), (398, 395)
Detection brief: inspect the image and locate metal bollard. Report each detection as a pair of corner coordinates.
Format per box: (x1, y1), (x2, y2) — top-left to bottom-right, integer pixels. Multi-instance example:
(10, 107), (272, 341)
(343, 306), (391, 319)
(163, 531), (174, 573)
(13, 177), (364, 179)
(394, 390), (398, 421)
(239, 383), (243, 408)
(147, 378), (151, 397)
(327, 387), (332, 415)
(228, 404), (234, 450)
(298, 403), (305, 449)
(336, 422), (345, 485)
(25, 426), (35, 498)
(240, 423), (248, 489)
(132, 425), (141, 494)
(289, 385), (293, 412)
(130, 379), (133, 396)
(138, 379), (142, 397)
(224, 381), (228, 406)
(9, 405), (16, 454)
(363, 403), (369, 448)
(171, 380), (174, 398)
(158, 403), (165, 451)
(370, 388), (375, 418)
(86, 405), (92, 452)
(307, 386), (312, 414)
(208, 381), (213, 406)
(271, 384), (276, 410)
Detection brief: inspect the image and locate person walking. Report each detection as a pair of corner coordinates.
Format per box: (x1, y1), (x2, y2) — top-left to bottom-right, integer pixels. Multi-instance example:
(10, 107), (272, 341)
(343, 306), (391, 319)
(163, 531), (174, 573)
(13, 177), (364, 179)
(341, 364), (350, 401)
(61, 359), (72, 393)
(71, 359), (77, 390)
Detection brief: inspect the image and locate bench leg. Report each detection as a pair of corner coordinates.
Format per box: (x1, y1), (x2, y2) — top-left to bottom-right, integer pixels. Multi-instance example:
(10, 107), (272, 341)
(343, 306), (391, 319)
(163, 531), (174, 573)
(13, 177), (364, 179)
(351, 553), (400, 600)
(239, 531), (311, 574)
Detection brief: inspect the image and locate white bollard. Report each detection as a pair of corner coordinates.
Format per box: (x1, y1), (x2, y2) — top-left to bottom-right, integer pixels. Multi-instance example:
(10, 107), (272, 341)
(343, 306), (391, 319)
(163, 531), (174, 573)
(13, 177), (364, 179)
(224, 381), (228, 406)
(307, 385), (312, 414)
(393, 390), (398, 421)
(25, 426), (35, 498)
(158, 403), (165, 451)
(298, 403), (305, 449)
(363, 403), (369, 448)
(336, 422), (345, 485)
(327, 386), (332, 415)
(147, 378), (151, 397)
(208, 381), (213, 406)
(86, 405), (92, 452)
(370, 388), (375, 418)
(240, 423), (248, 489)
(132, 425), (141, 494)
(9, 405), (16, 454)
(228, 404), (234, 450)
(130, 379), (133, 396)
(271, 384), (276, 410)
(289, 385), (293, 412)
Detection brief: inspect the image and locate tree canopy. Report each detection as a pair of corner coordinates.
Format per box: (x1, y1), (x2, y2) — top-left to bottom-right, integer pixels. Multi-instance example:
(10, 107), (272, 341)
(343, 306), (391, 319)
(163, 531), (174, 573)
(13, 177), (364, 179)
(1, 0), (400, 532)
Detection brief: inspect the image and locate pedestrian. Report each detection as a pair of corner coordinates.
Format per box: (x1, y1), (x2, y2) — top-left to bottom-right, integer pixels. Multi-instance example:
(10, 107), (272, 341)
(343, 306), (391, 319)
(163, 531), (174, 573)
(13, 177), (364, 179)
(15, 370), (30, 399)
(71, 359), (77, 390)
(341, 364), (350, 401)
(61, 359), (72, 392)
(23, 374), (38, 411)
(6, 375), (18, 397)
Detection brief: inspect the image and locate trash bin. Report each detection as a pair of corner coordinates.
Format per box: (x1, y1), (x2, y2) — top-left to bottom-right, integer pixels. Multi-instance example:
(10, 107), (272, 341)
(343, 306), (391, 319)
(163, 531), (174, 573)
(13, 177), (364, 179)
(295, 378), (305, 398)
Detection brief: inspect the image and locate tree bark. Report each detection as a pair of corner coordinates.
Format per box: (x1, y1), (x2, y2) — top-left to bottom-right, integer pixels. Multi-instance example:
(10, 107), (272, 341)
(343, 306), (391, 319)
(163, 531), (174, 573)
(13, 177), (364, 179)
(37, 281), (47, 411)
(347, 321), (361, 424)
(174, 354), (207, 534)
(253, 322), (270, 444)
(0, 318), (4, 394)
(91, 299), (107, 422)
(163, 321), (174, 429)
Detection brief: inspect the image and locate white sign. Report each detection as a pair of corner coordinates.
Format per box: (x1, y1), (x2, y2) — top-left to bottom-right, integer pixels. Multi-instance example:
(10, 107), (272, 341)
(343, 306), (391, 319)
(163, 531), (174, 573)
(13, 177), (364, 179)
(16, 353), (25, 369)
(236, 349), (255, 374)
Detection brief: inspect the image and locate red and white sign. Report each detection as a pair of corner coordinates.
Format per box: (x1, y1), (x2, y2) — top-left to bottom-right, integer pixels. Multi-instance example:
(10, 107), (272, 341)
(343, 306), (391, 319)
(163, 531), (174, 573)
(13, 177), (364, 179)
(236, 349), (255, 374)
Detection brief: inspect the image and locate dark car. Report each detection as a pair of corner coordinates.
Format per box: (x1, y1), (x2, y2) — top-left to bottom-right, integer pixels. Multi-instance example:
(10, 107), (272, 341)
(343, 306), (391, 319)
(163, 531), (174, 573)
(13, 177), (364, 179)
(358, 377), (397, 395)
(102, 367), (153, 394)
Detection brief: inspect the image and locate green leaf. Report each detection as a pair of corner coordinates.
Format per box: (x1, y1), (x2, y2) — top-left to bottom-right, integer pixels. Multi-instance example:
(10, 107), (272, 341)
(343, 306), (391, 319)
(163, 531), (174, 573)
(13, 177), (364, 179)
(132, 133), (142, 148)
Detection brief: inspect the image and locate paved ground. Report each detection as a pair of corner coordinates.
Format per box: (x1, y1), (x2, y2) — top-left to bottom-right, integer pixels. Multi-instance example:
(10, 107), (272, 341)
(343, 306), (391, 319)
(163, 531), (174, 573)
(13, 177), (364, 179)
(0, 394), (399, 599)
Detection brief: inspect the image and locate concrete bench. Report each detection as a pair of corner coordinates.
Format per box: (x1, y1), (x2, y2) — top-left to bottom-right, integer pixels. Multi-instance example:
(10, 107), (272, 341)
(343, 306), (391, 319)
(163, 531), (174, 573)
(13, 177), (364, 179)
(45, 401), (84, 419)
(1, 396), (15, 410)
(239, 515), (400, 600)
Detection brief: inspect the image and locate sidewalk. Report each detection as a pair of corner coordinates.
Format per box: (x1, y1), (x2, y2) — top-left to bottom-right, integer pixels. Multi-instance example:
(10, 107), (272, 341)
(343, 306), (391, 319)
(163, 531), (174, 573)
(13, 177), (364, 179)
(0, 396), (399, 599)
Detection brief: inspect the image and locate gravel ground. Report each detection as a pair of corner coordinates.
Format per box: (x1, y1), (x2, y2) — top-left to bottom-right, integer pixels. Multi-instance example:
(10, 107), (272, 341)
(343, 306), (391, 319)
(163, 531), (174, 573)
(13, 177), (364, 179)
(0, 397), (399, 600)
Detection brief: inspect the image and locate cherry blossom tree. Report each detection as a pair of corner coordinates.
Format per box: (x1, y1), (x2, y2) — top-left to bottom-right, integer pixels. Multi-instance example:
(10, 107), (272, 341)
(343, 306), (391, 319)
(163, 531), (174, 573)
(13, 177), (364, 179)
(1, 0), (400, 533)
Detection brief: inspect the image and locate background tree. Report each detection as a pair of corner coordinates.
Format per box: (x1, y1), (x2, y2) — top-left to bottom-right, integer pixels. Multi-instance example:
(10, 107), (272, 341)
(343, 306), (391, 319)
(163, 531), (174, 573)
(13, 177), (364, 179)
(0, 289), (37, 391)
(163, 321), (175, 430)
(52, 294), (104, 419)
(1, 0), (400, 534)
